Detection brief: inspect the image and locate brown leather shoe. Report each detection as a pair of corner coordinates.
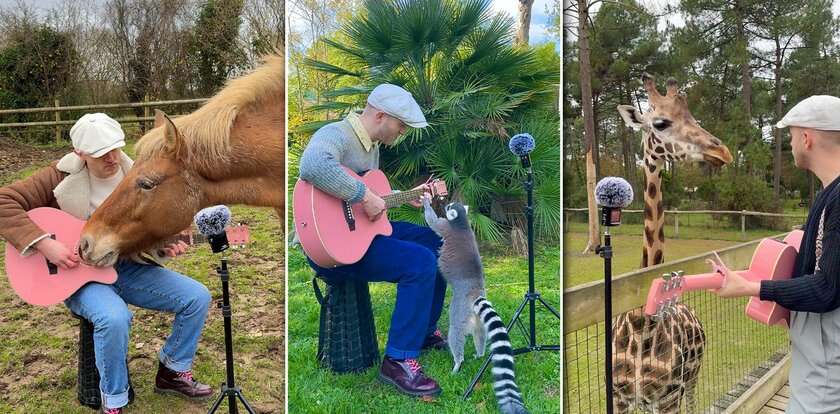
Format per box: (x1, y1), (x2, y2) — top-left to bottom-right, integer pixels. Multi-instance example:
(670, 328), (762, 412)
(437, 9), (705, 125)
(421, 329), (448, 351)
(154, 362), (214, 400)
(378, 356), (441, 397)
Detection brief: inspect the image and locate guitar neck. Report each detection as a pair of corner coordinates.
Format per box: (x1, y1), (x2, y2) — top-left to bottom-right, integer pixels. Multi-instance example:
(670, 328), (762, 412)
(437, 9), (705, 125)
(164, 232), (205, 247)
(680, 272), (725, 291)
(382, 187), (427, 209)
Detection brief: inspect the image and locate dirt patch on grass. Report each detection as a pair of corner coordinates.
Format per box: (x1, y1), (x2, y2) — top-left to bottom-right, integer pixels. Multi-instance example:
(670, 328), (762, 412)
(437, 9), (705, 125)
(0, 138), (70, 182)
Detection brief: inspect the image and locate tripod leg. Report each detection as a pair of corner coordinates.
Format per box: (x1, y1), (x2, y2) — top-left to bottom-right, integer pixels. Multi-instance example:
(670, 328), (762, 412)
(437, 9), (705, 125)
(207, 390), (226, 414)
(506, 296), (529, 332)
(514, 317), (530, 341)
(229, 394), (239, 414)
(236, 391), (257, 414)
(537, 296), (561, 320)
(462, 347), (494, 400)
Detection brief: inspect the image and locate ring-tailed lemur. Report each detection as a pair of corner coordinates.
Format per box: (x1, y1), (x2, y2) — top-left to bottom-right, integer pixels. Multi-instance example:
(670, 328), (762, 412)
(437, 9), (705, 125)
(422, 196), (528, 414)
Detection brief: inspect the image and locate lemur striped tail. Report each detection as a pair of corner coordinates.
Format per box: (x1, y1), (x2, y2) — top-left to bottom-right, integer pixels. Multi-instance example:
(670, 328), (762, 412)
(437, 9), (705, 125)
(474, 297), (529, 414)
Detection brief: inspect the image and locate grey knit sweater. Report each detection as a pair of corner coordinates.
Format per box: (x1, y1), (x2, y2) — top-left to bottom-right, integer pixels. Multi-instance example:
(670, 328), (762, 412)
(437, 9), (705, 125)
(299, 117), (380, 203)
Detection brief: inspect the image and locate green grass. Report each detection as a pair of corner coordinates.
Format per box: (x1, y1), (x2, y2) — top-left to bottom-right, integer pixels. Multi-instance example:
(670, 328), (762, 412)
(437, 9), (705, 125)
(287, 242), (561, 413)
(0, 144), (284, 413)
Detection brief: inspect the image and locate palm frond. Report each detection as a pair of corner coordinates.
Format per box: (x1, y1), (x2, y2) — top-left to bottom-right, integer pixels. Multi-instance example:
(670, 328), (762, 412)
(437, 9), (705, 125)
(323, 86), (372, 98)
(303, 58), (363, 78)
(305, 102), (353, 113)
(294, 119), (341, 134)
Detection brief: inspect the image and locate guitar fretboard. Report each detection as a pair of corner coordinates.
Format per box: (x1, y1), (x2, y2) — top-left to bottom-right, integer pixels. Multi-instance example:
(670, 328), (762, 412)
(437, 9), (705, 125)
(383, 188), (428, 209)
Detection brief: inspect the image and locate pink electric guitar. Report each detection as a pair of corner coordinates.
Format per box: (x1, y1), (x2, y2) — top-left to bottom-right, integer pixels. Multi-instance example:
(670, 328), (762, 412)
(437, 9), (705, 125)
(293, 167), (448, 268)
(4, 207), (250, 307)
(644, 230), (804, 327)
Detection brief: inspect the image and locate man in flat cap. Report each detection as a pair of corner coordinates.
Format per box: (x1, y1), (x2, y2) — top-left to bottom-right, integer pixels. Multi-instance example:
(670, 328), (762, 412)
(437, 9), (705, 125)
(299, 84), (447, 397)
(710, 95), (840, 413)
(0, 113), (214, 413)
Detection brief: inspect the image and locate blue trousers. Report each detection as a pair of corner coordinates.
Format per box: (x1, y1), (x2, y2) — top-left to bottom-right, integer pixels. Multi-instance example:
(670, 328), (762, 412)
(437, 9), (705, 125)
(65, 260), (212, 409)
(308, 221), (446, 359)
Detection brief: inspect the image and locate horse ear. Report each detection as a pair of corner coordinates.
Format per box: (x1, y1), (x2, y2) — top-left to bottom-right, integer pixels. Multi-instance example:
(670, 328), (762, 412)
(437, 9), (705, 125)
(154, 109), (184, 159)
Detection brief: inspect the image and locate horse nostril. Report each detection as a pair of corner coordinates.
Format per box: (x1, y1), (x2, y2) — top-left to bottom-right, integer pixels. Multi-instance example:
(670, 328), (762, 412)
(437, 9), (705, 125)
(103, 251), (116, 266)
(79, 237), (93, 260)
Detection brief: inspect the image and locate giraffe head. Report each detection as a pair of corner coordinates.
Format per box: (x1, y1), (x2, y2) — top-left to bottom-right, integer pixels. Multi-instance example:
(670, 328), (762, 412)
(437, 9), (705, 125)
(618, 73), (733, 168)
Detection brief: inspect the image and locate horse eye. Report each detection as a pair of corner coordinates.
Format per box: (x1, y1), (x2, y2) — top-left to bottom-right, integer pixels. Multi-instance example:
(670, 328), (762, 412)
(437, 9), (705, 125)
(653, 119), (672, 131)
(137, 178), (156, 190)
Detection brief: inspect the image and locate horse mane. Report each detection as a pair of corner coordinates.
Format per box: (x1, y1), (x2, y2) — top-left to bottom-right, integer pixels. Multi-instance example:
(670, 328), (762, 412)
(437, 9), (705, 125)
(135, 53), (284, 165)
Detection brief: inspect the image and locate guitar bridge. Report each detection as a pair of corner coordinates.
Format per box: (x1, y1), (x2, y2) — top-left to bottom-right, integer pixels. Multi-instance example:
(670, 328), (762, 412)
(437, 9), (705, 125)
(342, 201), (356, 231)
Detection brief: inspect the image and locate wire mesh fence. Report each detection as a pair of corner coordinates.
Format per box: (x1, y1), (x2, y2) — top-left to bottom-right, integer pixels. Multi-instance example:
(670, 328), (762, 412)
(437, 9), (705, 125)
(564, 288), (790, 413)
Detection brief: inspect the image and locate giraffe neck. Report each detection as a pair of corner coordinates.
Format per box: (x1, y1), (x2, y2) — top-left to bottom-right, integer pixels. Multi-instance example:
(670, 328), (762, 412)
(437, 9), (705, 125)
(642, 131), (666, 268)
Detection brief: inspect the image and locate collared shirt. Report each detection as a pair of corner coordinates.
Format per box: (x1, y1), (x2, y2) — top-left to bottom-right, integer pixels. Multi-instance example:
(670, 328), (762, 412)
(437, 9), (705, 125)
(346, 112), (378, 152)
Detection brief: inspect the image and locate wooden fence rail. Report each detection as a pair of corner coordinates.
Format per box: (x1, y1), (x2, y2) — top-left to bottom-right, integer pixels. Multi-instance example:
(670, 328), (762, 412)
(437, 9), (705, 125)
(564, 208), (807, 238)
(0, 97), (209, 142)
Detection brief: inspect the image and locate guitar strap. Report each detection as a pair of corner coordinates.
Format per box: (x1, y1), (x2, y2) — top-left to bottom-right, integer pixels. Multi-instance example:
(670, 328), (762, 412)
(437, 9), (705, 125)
(815, 209), (826, 273)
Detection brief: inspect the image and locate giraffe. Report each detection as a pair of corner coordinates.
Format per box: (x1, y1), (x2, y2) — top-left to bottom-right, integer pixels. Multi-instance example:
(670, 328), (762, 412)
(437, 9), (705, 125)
(611, 73), (734, 413)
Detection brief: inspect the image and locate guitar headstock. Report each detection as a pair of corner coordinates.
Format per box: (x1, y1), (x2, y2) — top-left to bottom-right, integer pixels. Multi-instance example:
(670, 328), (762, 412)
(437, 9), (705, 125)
(424, 179), (448, 200)
(225, 224), (250, 248)
(645, 270), (686, 320)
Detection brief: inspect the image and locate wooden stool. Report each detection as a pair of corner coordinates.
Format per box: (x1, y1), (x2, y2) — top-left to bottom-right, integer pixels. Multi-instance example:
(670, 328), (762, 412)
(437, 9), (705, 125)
(313, 276), (379, 373)
(71, 312), (134, 409)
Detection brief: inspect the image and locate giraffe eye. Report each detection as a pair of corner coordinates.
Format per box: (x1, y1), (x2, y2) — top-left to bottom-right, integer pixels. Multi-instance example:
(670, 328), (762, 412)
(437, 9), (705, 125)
(653, 119), (672, 131)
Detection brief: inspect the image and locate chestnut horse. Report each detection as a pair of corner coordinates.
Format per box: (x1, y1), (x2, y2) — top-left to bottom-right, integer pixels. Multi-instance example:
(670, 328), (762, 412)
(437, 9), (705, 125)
(79, 55), (284, 266)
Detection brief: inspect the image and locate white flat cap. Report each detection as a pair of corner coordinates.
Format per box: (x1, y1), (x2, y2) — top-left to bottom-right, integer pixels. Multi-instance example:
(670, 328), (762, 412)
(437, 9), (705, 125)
(367, 84), (428, 128)
(776, 95), (840, 131)
(70, 113), (126, 157)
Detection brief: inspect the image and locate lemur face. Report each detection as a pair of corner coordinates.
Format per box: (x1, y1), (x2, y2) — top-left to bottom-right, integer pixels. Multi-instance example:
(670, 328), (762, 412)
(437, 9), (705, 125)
(445, 202), (470, 227)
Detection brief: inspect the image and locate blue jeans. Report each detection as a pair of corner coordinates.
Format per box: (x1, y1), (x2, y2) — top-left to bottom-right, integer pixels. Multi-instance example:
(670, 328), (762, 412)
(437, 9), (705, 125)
(308, 221), (447, 359)
(65, 260), (212, 409)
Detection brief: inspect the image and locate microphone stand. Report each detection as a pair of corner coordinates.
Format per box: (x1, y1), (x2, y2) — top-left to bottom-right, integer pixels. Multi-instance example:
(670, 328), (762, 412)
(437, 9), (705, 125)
(463, 163), (561, 399)
(595, 222), (614, 414)
(208, 255), (255, 414)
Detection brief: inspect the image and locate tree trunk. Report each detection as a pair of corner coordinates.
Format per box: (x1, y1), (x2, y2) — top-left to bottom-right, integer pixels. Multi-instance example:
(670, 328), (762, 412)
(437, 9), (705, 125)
(773, 37), (783, 197)
(516, 0), (535, 45)
(594, 109), (602, 178)
(578, 0), (599, 254)
(735, 1), (752, 120)
(619, 112), (633, 182)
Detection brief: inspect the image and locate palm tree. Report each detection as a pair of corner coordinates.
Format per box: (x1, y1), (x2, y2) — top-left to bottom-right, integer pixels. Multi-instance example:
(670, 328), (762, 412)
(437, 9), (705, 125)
(297, 0), (560, 243)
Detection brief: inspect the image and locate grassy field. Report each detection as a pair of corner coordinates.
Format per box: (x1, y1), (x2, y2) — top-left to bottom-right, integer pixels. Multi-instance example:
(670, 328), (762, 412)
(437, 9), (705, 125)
(287, 241), (561, 413)
(0, 140), (284, 413)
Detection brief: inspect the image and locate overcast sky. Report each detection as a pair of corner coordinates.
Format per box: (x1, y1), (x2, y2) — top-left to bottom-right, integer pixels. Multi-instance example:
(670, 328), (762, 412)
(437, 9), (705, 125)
(5, 0), (557, 46)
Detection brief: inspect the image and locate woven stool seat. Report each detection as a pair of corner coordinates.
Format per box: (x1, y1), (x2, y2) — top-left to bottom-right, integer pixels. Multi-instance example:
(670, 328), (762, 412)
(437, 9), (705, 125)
(314, 276), (379, 373)
(71, 312), (134, 409)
